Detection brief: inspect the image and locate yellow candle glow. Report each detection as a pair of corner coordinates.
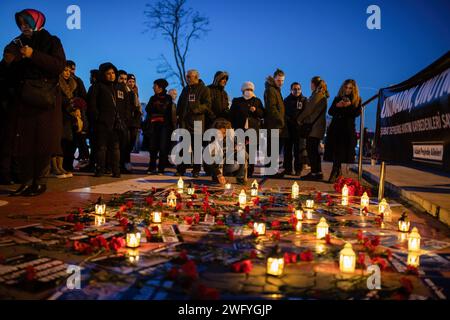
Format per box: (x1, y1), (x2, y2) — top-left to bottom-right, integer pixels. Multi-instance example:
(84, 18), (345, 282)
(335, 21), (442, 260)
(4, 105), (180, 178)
(378, 198), (388, 215)
(339, 243), (356, 273)
(126, 232), (141, 248)
(341, 196), (349, 206)
(398, 220), (410, 233)
(305, 199), (314, 209)
(408, 227), (421, 252)
(295, 209), (303, 220)
(342, 184), (349, 197)
(291, 182), (299, 199)
(225, 183), (232, 191)
(360, 192), (370, 207)
(253, 222), (266, 236)
(266, 246), (284, 277)
(94, 215), (106, 226)
(128, 249), (140, 264)
(239, 189), (247, 208)
(315, 243), (325, 254)
(305, 209), (313, 220)
(407, 252), (420, 268)
(167, 191), (177, 208)
(177, 177), (184, 194)
(295, 221), (302, 233)
(152, 211), (162, 223)
(251, 180), (259, 197)
(316, 217), (329, 239)
(95, 203), (106, 215)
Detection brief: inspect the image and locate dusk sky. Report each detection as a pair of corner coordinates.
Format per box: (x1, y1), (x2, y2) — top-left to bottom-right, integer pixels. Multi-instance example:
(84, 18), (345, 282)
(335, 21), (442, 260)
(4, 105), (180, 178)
(1, 0), (449, 130)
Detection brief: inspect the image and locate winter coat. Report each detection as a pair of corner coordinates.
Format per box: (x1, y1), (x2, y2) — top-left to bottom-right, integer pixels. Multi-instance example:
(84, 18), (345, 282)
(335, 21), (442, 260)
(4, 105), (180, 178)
(88, 63), (130, 133)
(143, 92), (174, 151)
(324, 95), (361, 163)
(208, 71), (230, 124)
(177, 79), (213, 133)
(263, 76), (287, 137)
(230, 96), (264, 131)
(0, 29), (66, 158)
(297, 90), (328, 139)
(284, 93), (307, 138)
(59, 75), (78, 141)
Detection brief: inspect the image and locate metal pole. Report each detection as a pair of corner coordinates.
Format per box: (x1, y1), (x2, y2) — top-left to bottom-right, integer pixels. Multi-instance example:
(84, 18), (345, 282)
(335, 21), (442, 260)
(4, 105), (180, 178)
(358, 106), (365, 181)
(378, 161), (386, 201)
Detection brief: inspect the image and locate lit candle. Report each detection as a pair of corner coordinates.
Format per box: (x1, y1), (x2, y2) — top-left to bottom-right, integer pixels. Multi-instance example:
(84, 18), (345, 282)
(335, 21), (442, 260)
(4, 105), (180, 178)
(266, 246), (284, 277)
(342, 184), (349, 197)
(239, 189), (247, 208)
(251, 180), (258, 197)
(360, 192), (370, 208)
(408, 227), (421, 252)
(187, 183), (195, 195)
(177, 177), (184, 194)
(339, 243), (356, 273)
(341, 196), (349, 206)
(94, 215), (106, 226)
(152, 211), (162, 224)
(126, 231), (141, 248)
(305, 199), (314, 209)
(253, 222), (266, 236)
(291, 182), (299, 199)
(167, 191), (177, 208)
(225, 183), (232, 191)
(378, 198), (388, 215)
(305, 209), (313, 220)
(407, 252), (420, 268)
(316, 217), (329, 239)
(398, 212), (410, 233)
(295, 209), (303, 220)
(95, 197), (106, 215)
(315, 243), (325, 254)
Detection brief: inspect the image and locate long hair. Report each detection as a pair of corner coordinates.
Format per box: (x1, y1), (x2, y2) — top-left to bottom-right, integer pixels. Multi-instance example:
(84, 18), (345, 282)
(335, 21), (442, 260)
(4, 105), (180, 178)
(337, 79), (361, 106)
(311, 76), (329, 98)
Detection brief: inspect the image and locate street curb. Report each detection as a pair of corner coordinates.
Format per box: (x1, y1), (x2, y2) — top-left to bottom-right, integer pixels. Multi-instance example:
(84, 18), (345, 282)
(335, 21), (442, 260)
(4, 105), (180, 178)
(350, 166), (450, 227)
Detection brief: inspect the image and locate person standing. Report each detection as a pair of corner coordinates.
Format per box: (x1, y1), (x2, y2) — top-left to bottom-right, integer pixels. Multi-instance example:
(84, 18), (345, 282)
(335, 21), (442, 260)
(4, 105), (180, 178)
(176, 70), (213, 177)
(324, 79), (362, 183)
(283, 82), (308, 176)
(297, 76), (329, 181)
(2, 9), (66, 196)
(89, 62), (129, 178)
(144, 79), (174, 174)
(208, 71), (229, 126)
(230, 81), (264, 177)
(126, 74), (142, 155)
(264, 69), (287, 177)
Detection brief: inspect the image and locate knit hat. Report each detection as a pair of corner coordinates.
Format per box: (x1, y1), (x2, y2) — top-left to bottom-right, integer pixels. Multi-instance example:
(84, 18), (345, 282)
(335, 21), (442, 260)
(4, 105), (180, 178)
(15, 9), (46, 32)
(154, 78), (169, 90)
(127, 74), (136, 81)
(241, 81), (255, 92)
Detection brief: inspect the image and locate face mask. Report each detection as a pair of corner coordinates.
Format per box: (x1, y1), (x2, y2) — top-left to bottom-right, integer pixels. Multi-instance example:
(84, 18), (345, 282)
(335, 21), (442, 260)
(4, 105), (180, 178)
(243, 91), (253, 100)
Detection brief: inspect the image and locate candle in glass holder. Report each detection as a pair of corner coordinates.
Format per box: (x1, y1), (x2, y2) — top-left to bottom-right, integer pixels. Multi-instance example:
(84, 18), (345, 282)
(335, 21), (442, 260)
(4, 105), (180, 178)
(408, 227), (421, 252)
(305, 199), (314, 209)
(378, 198), (388, 215)
(126, 231), (141, 248)
(342, 184), (349, 197)
(339, 243), (356, 273)
(187, 182), (195, 195)
(360, 192), (370, 208)
(253, 222), (266, 236)
(398, 212), (410, 232)
(94, 215), (106, 226)
(316, 217), (329, 239)
(266, 246), (284, 277)
(407, 252), (420, 268)
(152, 211), (162, 224)
(238, 189), (247, 208)
(225, 183), (232, 191)
(251, 180), (258, 197)
(177, 177), (184, 194)
(291, 182), (299, 199)
(95, 197), (106, 215)
(295, 209), (303, 220)
(167, 191), (177, 208)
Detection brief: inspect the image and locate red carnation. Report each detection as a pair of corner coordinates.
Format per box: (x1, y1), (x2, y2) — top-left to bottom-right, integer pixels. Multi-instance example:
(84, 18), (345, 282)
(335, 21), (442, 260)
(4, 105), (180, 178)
(110, 237), (125, 251)
(227, 228), (234, 241)
(184, 216), (193, 225)
(250, 250), (257, 259)
(252, 197), (260, 205)
(240, 260), (253, 274)
(271, 220), (281, 229)
(181, 260), (198, 280)
(126, 201), (133, 209)
(231, 261), (241, 273)
(325, 233), (331, 245)
(73, 222), (84, 232)
(357, 252), (366, 267)
(186, 200), (194, 208)
(145, 196), (154, 206)
(300, 250), (314, 262)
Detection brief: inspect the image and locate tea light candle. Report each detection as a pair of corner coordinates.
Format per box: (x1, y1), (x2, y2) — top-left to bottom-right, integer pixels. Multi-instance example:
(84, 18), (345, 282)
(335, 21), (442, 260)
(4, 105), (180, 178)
(316, 217), (329, 239)
(291, 182), (299, 199)
(126, 231), (141, 248)
(295, 209), (303, 220)
(305, 199), (314, 209)
(360, 192), (370, 208)
(177, 177), (184, 194)
(238, 189), (247, 208)
(152, 211), (162, 224)
(253, 222), (266, 236)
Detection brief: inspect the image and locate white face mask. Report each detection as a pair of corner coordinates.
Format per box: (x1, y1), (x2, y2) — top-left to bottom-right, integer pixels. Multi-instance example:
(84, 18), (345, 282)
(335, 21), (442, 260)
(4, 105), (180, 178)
(243, 91), (253, 100)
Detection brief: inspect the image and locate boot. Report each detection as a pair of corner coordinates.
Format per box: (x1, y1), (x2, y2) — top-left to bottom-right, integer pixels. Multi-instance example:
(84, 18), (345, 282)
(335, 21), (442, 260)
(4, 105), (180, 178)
(51, 157), (66, 178)
(57, 157), (72, 178)
(328, 164), (341, 183)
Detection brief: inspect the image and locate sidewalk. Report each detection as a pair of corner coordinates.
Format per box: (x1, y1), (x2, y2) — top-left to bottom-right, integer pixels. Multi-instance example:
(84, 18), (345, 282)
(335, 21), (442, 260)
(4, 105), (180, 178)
(352, 163), (450, 227)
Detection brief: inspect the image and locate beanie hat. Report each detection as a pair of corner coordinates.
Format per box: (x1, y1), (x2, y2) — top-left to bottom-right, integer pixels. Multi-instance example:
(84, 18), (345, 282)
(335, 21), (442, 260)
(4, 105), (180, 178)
(241, 81), (255, 92)
(154, 78), (169, 90)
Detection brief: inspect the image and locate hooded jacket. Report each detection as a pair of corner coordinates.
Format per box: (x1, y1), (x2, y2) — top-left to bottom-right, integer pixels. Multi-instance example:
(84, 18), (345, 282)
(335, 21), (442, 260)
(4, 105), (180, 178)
(297, 89), (328, 139)
(177, 79), (213, 133)
(88, 62), (130, 131)
(264, 76), (287, 137)
(208, 71), (230, 122)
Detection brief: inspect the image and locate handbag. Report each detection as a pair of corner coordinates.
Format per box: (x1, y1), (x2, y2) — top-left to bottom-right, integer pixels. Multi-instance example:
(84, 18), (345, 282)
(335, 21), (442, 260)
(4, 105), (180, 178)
(21, 78), (57, 110)
(298, 107), (326, 138)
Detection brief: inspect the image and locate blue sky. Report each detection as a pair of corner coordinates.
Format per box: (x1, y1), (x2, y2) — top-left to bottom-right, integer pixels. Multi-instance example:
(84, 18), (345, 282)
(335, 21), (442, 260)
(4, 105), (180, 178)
(1, 0), (449, 130)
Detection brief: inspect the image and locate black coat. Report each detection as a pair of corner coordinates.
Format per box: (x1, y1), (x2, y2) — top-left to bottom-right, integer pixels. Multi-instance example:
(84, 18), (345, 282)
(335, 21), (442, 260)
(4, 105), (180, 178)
(264, 76), (287, 137)
(208, 85), (229, 121)
(230, 96), (264, 131)
(177, 79), (213, 133)
(324, 95), (361, 163)
(284, 93), (307, 138)
(0, 29), (66, 158)
(143, 92), (174, 151)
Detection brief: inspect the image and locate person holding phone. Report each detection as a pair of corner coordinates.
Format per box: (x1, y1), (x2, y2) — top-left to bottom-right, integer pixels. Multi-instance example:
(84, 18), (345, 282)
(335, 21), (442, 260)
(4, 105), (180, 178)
(1, 9), (66, 196)
(324, 79), (362, 183)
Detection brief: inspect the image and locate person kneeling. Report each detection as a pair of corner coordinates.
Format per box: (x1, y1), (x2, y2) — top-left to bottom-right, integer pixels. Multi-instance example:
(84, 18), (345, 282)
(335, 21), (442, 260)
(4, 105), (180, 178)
(205, 119), (248, 186)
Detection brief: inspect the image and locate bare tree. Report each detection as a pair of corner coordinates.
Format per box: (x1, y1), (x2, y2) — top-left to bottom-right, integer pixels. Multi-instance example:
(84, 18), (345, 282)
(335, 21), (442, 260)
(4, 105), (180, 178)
(144, 0), (210, 87)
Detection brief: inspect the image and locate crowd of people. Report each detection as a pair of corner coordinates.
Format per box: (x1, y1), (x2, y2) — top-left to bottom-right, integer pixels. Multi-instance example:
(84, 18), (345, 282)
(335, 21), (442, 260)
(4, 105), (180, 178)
(0, 9), (362, 196)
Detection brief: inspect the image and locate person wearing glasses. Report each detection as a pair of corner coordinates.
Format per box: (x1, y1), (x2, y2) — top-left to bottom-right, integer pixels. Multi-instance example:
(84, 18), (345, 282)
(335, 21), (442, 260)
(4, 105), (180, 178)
(324, 79), (362, 183)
